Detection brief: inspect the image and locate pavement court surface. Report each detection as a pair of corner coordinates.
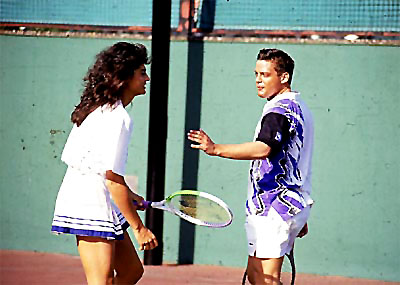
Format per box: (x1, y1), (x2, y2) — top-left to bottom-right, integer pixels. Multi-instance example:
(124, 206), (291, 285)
(1, 250), (398, 284)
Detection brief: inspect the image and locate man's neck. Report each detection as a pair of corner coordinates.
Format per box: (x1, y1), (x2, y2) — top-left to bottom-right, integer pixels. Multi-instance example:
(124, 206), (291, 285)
(267, 87), (292, 101)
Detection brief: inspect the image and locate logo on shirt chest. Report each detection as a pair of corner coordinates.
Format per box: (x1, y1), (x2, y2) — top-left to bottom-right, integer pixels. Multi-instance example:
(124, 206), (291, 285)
(274, 132), (282, 142)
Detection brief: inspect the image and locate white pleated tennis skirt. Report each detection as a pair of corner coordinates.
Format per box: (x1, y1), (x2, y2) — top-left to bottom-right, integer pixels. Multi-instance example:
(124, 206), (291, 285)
(51, 166), (128, 240)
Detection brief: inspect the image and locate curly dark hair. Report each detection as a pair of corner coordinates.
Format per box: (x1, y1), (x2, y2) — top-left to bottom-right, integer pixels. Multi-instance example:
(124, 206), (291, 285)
(71, 42), (150, 126)
(257, 48), (295, 85)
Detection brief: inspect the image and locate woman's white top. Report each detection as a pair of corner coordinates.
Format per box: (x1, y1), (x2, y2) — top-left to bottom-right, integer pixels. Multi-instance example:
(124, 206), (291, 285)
(51, 100), (133, 240)
(61, 100), (133, 176)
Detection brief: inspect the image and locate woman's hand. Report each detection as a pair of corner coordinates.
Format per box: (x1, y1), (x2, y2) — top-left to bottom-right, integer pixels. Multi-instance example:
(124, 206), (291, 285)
(132, 225), (158, 251)
(187, 129), (216, 156)
(129, 191), (146, 210)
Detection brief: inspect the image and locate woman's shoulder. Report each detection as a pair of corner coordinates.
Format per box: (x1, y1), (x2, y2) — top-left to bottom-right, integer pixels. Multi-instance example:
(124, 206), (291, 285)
(106, 100), (132, 129)
(79, 100), (132, 132)
(100, 100), (129, 118)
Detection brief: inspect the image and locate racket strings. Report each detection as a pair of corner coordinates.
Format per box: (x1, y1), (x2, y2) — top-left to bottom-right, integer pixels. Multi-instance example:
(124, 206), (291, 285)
(171, 194), (231, 224)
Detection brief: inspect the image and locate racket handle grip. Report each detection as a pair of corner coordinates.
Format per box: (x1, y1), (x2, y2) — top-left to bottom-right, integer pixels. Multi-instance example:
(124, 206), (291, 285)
(141, 200), (151, 209)
(133, 200), (151, 210)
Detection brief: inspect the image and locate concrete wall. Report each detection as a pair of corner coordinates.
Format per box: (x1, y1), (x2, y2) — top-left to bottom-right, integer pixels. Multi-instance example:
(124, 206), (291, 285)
(1, 35), (399, 281)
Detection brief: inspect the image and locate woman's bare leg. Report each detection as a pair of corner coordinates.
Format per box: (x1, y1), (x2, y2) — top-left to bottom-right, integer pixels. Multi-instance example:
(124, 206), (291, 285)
(76, 236), (115, 285)
(114, 231), (144, 284)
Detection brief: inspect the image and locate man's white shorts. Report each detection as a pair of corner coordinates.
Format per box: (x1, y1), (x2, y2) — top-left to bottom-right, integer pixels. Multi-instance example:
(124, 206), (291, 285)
(245, 206), (311, 258)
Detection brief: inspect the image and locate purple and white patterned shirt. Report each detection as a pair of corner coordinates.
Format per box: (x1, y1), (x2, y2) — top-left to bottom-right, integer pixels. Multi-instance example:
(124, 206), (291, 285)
(246, 92), (314, 221)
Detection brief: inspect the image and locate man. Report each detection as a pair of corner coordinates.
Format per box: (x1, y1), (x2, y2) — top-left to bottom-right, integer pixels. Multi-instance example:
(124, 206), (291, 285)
(188, 48), (314, 284)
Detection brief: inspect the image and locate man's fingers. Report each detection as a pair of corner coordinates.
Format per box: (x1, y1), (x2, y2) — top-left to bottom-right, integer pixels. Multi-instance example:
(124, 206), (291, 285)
(191, 144), (206, 150)
(188, 129), (205, 138)
(188, 136), (199, 142)
(188, 129), (208, 151)
(188, 132), (201, 138)
(187, 133), (199, 142)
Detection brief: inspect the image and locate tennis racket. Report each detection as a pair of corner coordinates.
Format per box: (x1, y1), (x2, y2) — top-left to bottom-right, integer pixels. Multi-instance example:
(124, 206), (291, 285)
(135, 190), (233, 228)
(283, 248), (296, 285)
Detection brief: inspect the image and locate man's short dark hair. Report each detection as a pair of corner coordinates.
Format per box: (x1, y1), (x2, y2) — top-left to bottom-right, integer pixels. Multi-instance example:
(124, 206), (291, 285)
(257, 49), (295, 84)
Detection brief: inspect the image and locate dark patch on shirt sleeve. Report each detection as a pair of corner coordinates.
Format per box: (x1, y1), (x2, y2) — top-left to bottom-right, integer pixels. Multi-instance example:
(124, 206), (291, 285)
(256, 112), (290, 150)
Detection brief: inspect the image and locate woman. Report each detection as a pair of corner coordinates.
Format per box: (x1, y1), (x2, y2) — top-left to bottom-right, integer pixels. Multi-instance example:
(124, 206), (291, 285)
(51, 42), (158, 284)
